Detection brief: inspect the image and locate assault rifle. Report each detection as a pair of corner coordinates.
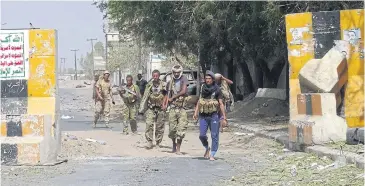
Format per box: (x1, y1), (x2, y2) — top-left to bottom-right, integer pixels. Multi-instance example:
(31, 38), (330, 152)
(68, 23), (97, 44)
(119, 85), (137, 96)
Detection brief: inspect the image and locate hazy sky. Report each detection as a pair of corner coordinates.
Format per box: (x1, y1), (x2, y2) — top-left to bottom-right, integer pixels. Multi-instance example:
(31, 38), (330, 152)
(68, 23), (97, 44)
(1, 0), (105, 69)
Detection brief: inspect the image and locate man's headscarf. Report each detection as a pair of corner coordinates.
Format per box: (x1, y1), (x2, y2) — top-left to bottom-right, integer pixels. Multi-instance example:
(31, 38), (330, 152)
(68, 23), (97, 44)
(201, 70), (218, 98)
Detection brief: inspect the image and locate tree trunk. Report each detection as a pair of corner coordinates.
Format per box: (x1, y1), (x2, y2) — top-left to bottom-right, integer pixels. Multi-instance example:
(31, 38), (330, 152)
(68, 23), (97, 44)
(254, 62), (263, 90)
(239, 61), (254, 95)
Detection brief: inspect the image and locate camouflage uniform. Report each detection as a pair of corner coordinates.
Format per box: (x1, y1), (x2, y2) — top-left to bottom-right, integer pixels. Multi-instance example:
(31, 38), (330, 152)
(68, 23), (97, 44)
(218, 80), (233, 112)
(167, 76), (188, 141)
(139, 80), (167, 145)
(121, 84), (140, 133)
(94, 79), (112, 125)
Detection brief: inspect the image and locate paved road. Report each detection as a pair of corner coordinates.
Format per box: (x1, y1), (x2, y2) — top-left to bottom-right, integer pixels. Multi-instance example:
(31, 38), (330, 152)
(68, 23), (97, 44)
(2, 84), (363, 186)
(2, 86), (248, 186)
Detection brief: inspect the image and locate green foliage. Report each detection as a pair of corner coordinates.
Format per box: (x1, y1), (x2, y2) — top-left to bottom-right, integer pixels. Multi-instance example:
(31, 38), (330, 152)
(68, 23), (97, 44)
(80, 41), (106, 79)
(94, 41), (105, 57)
(94, 1), (364, 92)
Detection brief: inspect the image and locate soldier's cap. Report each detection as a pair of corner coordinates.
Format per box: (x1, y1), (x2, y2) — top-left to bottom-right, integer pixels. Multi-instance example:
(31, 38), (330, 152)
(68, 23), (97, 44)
(205, 70), (215, 79)
(104, 70), (110, 75)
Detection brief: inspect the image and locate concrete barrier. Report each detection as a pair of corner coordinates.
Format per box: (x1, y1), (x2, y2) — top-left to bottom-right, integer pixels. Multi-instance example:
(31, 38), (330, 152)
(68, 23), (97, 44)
(255, 88), (286, 100)
(0, 29), (60, 165)
(286, 9), (364, 149)
(290, 93), (347, 145)
(299, 48), (348, 94)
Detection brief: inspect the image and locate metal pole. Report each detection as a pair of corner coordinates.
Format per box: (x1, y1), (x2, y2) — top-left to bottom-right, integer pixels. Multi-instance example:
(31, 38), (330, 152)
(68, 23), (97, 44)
(105, 34), (108, 70)
(60, 58), (66, 75)
(87, 38), (97, 79)
(71, 49), (79, 80)
(138, 34), (142, 73)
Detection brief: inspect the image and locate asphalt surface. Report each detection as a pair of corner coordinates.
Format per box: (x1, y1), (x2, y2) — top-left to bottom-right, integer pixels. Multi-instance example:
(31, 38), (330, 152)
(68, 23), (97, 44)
(1, 86), (241, 186)
(2, 84), (365, 186)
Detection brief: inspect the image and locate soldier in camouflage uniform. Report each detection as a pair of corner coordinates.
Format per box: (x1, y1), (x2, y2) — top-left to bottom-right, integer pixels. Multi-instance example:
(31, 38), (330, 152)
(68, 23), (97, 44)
(93, 74), (100, 102)
(94, 71), (115, 128)
(214, 73), (234, 112)
(163, 65), (188, 154)
(139, 70), (167, 149)
(119, 75), (141, 134)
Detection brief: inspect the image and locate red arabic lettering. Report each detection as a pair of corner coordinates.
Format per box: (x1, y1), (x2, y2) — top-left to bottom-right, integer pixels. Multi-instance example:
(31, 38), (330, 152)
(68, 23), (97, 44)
(1, 45), (10, 51)
(15, 60), (23, 66)
(10, 46), (22, 51)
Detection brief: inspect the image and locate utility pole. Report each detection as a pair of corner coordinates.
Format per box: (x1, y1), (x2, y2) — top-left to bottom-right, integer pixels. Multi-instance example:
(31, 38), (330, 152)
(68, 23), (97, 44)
(87, 38), (97, 78)
(71, 49), (79, 80)
(137, 34), (142, 73)
(60, 58), (66, 75)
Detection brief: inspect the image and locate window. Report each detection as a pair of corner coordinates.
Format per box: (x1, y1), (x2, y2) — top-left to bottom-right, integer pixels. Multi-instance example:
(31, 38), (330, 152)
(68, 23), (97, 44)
(185, 73), (194, 81)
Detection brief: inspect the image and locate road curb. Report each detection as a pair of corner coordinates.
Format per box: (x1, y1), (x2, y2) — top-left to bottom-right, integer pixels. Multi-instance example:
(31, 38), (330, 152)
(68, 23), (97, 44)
(232, 123), (364, 169)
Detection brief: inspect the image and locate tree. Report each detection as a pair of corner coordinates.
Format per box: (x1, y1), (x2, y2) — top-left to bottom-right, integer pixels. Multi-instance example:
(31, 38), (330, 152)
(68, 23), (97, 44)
(94, 41), (105, 57)
(94, 1), (364, 96)
(107, 37), (139, 74)
(79, 53), (93, 79)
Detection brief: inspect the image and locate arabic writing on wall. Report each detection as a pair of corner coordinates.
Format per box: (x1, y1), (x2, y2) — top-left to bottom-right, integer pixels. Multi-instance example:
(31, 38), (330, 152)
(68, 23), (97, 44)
(0, 31), (29, 79)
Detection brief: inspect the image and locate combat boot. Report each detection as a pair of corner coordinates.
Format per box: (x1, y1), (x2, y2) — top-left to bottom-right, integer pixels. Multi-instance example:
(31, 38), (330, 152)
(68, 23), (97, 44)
(146, 141), (153, 149)
(123, 127), (129, 135)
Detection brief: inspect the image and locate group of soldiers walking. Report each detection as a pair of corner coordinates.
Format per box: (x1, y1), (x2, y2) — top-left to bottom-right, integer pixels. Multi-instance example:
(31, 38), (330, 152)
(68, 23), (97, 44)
(92, 65), (233, 161)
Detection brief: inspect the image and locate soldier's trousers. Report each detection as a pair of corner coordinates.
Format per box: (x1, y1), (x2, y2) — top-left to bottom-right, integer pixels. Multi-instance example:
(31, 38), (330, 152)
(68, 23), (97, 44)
(122, 103), (137, 132)
(168, 108), (188, 140)
(145, 109), (165, 144)
(94, 99), (111, 124)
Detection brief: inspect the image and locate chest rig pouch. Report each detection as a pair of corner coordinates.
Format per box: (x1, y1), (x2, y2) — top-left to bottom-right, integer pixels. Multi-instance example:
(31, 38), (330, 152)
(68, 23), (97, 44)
(198, 85), (219, 114)
(148, 82), (164, 108)
(170, 79), (186, 108)
(123, 85), (137, 105)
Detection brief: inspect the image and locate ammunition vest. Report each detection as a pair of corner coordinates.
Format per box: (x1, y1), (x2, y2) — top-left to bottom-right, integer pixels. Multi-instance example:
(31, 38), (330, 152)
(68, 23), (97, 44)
(198, 85), (219, 114)
(122, 85), (137, 105)
(97, 79), (112, 100)
(170, 78), (186, 108)
(148, 82), (165, 108)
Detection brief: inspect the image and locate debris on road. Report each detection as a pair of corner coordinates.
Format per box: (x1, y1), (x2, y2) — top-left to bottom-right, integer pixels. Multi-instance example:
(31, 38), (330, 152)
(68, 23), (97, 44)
(290, 165), (297, 177)
(64, 133), (78, 141)
(85, 138), (107, 145)
(75, 84), (86, 88)
(234, 132), (254, 136)
(61, 115), (74, 120)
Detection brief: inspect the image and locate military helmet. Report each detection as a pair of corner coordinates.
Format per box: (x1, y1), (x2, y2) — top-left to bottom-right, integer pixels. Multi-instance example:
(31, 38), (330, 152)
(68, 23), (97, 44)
(171, 64), (183, 79)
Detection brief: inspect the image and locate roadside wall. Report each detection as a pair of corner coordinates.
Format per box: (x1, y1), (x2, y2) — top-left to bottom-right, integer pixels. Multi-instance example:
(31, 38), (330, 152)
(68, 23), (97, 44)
(0, 29), (60, 165)
(286, 9), (364, 147)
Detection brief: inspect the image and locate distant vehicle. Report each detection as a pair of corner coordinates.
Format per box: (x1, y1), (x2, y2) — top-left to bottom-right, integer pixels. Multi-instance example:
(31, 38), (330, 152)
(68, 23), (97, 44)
(160, 70), (204, 96)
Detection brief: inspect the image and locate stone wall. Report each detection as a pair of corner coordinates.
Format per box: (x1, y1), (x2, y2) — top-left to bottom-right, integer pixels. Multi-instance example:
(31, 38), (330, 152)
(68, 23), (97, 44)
(0, 29), (60, 165)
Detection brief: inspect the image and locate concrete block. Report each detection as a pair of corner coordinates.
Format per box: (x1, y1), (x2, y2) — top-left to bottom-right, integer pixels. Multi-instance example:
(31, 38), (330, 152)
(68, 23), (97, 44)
(255, 88), (286, 100)
(346, 128), (364, 144)
(290, 114), (347, 145)
(298, 48), (347, 94)
(0, 115), (59, 165)
(296, 93), (339, 116)
(0, 29), (60, 165)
